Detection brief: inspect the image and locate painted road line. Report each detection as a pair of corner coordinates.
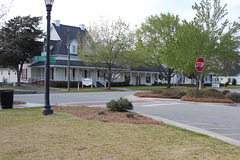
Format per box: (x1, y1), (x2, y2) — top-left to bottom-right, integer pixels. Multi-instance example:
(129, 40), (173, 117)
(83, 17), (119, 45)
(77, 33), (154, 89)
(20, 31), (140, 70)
(144, 103), (181, 107)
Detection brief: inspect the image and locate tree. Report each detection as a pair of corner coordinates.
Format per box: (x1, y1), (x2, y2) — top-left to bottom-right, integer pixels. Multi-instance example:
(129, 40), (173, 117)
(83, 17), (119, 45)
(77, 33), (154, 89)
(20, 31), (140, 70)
(171, 20), (209, 87)
(0, 0), (12, 26)
(172, 0), (240, 88)
(0, 15), (43, 86)
(78, 17), (136, 89)
(135, 13), (180, 88)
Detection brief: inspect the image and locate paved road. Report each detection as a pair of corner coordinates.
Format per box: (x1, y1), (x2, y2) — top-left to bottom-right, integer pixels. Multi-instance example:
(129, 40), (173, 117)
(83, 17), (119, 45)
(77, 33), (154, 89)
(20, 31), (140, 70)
(14, 91), (240, 146)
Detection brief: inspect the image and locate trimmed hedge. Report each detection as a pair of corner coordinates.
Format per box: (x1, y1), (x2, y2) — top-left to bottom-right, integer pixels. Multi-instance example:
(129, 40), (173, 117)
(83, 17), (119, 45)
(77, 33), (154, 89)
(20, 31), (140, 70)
(106, 81), (130, 87)
(50, 81), (81, 88)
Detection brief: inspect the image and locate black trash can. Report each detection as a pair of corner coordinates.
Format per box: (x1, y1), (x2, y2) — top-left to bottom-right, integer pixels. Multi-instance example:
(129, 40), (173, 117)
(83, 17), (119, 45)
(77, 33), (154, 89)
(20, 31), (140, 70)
(1, 90), (14, 109)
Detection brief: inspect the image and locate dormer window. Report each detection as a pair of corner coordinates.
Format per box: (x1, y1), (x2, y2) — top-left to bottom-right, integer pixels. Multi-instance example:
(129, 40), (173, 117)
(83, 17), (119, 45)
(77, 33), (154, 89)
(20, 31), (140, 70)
(70, 39), (78, 55)
(72, 45), (76, 54)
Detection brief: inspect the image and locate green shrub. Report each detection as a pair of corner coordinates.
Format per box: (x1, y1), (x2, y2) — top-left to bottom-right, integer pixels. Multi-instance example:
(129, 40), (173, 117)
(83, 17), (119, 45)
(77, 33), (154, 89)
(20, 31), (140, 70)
(222, 90), (230, 95)
(178, 91), (187, 97)
(106, 98), (133, 112)
(232, 78), (237, 85)
(162, 89), (176, 97)
(152, 89), (163, 94)
(225, 92), (240, 101)
(126, 112), (134, 118)
(186, 89), (225, 99)
(98, 110), (106, 115)
(204, 89), (224, 99)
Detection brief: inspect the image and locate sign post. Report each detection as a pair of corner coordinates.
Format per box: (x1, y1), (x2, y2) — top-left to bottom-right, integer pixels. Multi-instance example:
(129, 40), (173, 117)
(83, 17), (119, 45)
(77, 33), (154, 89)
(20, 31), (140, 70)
(195, 57), (205, 98)
(35, 56), (56, 62)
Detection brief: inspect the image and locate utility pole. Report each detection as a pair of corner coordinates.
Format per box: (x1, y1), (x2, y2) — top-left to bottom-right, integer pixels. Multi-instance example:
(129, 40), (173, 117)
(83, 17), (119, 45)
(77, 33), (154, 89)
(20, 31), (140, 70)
(67, 28), (70, 91)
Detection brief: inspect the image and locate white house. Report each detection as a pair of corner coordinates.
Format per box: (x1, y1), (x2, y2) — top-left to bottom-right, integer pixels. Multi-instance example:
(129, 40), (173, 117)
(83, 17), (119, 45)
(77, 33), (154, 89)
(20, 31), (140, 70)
(28, 20), (160, 87)
(1, 20), (239, 87)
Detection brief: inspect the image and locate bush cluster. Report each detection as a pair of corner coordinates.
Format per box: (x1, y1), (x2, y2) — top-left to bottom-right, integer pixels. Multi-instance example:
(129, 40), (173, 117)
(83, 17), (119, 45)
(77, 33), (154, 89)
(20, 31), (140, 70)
(50, 81), (80, 88)
(106, 98), (133, 112)
(186, 89), (228, 99)
(225, 92), (240, 101)
(106, 81), (130, 87)
(232, 78), (237, 85)
(152, 89), (186, 97)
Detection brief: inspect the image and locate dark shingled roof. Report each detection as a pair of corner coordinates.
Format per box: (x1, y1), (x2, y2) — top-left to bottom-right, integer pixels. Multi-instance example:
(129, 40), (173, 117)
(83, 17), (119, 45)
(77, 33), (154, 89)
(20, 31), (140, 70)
(50, 23), (86, 56)
(30, 60), (160, 73)
(30, 60), (89, 67)
(131, 66), (159, 72)
(223, 65), (240, 76)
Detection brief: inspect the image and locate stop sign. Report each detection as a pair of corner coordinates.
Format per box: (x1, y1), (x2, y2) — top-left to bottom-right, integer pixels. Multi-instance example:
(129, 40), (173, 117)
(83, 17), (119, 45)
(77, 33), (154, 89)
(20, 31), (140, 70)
(195, 57), (205, 72)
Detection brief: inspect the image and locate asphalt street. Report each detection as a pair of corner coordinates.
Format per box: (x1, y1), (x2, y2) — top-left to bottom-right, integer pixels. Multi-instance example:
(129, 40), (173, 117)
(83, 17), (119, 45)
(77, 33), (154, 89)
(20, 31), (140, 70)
(13, 90), (240, 146)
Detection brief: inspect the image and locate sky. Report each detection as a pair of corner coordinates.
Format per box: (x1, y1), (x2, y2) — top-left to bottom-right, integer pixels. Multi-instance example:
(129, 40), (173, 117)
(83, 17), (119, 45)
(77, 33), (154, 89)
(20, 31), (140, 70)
(1, 0), (240, 30)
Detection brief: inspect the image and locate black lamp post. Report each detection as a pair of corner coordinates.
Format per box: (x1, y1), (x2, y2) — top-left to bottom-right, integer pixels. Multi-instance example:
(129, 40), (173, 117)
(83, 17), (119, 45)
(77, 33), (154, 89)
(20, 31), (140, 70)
(42, 0), (54, 115)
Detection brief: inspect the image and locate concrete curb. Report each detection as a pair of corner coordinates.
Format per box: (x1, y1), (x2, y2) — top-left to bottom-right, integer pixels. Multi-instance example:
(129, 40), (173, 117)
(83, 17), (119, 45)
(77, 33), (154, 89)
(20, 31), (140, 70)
(136, 111), (240, 146)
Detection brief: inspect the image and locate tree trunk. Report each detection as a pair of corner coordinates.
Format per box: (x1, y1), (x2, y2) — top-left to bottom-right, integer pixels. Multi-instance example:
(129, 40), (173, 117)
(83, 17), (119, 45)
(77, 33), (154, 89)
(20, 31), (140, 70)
(107, 80), (111, 89)
(17, 63), (23, 86)
(199, 72), (203, 90)
(167, 68), (173, 89)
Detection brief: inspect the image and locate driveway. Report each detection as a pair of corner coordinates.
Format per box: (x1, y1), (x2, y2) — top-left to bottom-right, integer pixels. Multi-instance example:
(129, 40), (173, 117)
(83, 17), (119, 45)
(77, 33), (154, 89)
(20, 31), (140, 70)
(13, 90), (240, 146)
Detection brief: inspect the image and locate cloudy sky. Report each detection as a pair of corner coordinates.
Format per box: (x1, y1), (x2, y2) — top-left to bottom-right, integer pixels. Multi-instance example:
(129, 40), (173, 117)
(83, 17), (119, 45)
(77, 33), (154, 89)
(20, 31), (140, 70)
(2, 0), (240, 29)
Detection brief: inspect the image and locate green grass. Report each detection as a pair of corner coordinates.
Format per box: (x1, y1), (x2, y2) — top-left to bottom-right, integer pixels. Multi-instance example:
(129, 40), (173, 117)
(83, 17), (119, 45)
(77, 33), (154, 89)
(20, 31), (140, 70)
(66, 87), (125, 92)
(1, 107), (240, 159)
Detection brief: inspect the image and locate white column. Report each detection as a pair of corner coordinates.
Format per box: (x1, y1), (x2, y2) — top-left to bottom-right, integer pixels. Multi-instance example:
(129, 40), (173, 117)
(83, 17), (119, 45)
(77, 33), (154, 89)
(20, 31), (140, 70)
(54, 68), (57, 81)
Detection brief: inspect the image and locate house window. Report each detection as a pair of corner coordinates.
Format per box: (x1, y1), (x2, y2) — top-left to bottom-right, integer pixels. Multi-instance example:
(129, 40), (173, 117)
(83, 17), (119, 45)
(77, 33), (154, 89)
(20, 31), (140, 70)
(125, 75), (130, 83)
(73, 68), (75, 80)
(84, 70), (88, 78)
(22, 69), (27, 80)
(72, 46), (76, 54)
(146, 76), (151, 83)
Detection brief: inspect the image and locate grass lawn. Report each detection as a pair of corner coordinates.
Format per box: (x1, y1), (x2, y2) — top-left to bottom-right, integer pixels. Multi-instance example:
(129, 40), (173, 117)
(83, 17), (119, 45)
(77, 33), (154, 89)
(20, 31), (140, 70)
(1, 107), (240, 159)
(66, 87), (126, 92)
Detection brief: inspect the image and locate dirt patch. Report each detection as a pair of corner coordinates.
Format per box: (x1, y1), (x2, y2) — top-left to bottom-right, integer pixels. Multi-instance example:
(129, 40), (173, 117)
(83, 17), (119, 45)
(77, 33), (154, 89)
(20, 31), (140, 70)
(181, 96), (234, 103)
(134, 92), (180, 99)
(134, 92), (237, 103)
(52, 106), (165, 125)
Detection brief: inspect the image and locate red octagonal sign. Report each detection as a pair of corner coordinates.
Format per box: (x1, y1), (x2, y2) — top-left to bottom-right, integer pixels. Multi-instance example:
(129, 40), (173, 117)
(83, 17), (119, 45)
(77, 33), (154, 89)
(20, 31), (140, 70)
(195, 57), (205, 72)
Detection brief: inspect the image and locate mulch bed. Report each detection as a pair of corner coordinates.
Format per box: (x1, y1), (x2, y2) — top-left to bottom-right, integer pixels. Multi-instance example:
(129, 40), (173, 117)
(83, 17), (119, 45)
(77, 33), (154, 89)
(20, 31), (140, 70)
(134, 92), (239, 103)
(134, 92), (181, 99)
(52, 106), (165, 125)
(180, 96), (235, 103)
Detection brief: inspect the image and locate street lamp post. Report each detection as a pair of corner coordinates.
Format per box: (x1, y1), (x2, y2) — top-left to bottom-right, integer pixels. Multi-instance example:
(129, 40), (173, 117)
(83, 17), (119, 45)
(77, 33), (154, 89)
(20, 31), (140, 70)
(42, 0), (54, 115)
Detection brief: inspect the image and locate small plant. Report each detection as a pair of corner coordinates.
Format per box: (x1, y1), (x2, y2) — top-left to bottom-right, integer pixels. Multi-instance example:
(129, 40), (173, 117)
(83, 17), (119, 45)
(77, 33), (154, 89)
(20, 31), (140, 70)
(232, 78), (237, 85)
(222, 90), (230, 95)
(98, 110), (106, 115)
(75, 106), (80, 111)
(152, 89), (163, 94)
(177, 91), (186, 97)
(126, 112), (134, 118)
(106, 98), (133, 112)
(225, 92), (240, 101)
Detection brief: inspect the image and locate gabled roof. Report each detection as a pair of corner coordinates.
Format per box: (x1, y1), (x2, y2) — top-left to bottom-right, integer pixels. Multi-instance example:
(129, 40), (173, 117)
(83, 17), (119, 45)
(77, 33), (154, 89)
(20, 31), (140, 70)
(130, 66), (159, 72)
(30, 60), (89, 67)
(50, 23), (86, 56)
(223, 65), (240, 76)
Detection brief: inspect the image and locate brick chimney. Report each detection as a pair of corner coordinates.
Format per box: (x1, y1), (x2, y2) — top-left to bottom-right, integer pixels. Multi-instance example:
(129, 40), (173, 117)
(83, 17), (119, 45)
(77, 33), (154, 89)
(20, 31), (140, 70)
(80, 24), (85, 31)
(54, 20), (60, 27)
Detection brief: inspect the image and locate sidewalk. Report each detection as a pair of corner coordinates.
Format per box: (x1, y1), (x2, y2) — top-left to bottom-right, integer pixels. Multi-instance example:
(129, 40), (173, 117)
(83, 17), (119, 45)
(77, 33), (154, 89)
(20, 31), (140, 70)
(0, 103), (42, 110)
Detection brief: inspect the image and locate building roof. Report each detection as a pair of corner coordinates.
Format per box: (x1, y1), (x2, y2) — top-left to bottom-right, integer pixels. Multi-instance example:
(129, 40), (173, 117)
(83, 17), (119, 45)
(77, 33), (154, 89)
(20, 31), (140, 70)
(131, 66), (159, 72)
(223, 65), (240, 76)
(50, 23), (85, 56)
(30, 60), (88, 67)
(30, 60), (160, 73)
